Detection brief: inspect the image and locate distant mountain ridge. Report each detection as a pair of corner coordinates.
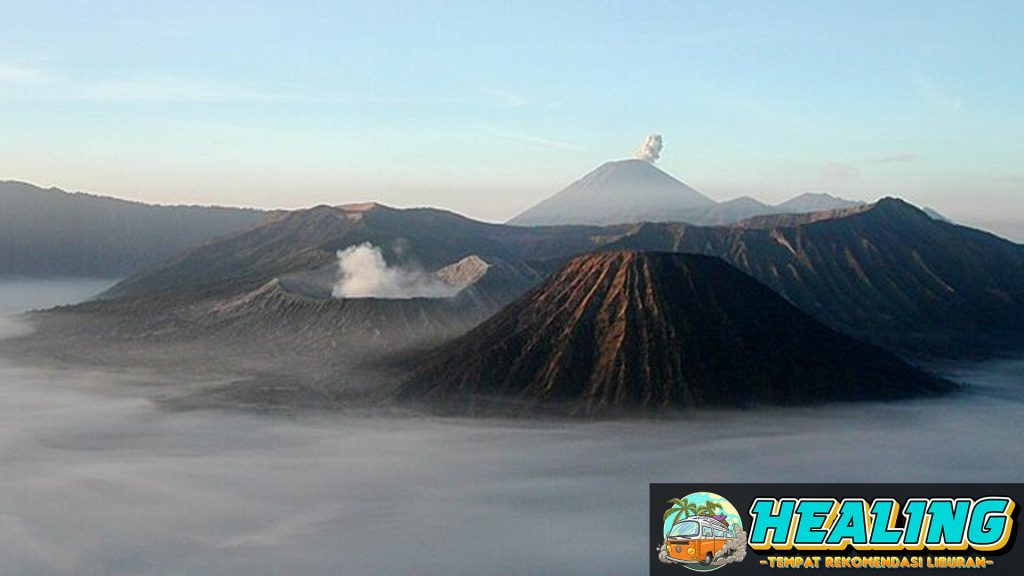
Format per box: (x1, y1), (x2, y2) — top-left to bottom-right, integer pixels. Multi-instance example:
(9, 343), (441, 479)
(0, 180), (268, 277)
(777, 192), (863, 213)
(99, 198), (1024, 355)
(508, 160), (864, 226)
(104, 202), (606, 299)
(602, 199), (1024, 345)
(402, 251), (951, 412)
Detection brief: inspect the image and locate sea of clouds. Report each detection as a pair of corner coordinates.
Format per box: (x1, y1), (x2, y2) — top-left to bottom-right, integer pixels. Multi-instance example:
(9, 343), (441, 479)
(0, 279), (1021, 575)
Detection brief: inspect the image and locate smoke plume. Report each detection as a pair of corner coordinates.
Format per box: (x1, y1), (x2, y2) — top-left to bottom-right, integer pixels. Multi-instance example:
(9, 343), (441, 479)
(332, 243), (459, 299)
(636, 134), (663, 163)
(710, 523), (748, 566)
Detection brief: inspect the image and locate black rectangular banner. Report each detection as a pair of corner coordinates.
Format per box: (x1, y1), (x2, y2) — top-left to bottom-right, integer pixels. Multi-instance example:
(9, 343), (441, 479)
(651, 484), (1021, 575)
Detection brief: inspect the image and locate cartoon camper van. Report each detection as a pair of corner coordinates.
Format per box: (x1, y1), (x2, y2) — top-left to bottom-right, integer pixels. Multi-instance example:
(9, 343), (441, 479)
(662, 515), (735, 566)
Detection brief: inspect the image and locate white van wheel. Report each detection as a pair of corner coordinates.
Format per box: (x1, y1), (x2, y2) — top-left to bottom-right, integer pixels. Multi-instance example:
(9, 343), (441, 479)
(704, 552), (713, 565)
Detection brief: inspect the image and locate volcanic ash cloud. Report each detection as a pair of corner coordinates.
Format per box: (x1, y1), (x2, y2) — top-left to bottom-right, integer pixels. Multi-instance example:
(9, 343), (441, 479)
(332, 243), (459, 299)
(636, 134), (663, 163)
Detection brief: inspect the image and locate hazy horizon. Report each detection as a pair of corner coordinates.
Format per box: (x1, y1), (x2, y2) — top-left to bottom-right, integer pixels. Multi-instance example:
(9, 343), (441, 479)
(2, 1), (1022, 237)
(5, 173), (1024, 244)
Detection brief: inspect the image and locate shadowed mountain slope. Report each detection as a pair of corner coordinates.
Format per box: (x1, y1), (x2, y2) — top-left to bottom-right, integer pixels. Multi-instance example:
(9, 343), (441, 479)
(0, 180), (268, 277)
(602, 199), (1024, 342)
(403, 251), (951, 412)
(437, 255), (544, 310)
(105, 203), (606, 299)
(206, 279), (485, 349)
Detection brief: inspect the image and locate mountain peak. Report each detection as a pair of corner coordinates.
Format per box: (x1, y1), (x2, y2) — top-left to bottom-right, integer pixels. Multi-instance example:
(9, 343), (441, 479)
(338, 201), (390, 212)
(790, 192), (842, 201)
(722, 195), (770, 208)
(509, 159), (714, 226)
(867, 197), (933, 219)
(435, 255), (491, 289)
(595, 157), (667, 172)
(776, 192), (864, 213)
(402, 250), (950, 412)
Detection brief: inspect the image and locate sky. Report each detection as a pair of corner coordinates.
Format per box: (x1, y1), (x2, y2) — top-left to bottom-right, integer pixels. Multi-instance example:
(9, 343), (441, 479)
(0, 1), (1022, 238)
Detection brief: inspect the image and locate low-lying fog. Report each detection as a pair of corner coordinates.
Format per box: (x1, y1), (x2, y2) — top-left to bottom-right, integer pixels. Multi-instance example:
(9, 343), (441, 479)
(0, 279), (1022, 575)
(0, 277), (115, 316)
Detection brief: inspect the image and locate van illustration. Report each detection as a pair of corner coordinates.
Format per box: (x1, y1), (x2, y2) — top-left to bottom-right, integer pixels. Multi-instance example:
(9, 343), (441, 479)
(657, 492), (746, 571)
(662, 515), (735, 565)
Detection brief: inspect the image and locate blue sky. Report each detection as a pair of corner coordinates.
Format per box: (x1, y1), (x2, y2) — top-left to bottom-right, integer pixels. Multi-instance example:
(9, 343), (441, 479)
(1, 1), (1021, 238)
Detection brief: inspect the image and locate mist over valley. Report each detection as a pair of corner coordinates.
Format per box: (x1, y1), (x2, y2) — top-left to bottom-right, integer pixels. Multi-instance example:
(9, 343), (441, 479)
(0, 281), (1021, 575)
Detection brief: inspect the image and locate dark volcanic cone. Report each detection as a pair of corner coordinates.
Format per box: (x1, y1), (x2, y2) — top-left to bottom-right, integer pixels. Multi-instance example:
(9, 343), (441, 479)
(402, 251), (952, 412)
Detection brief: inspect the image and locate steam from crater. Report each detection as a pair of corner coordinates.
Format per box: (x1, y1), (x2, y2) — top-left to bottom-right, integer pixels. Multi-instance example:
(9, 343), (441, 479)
(636, 134), (663, 163)
(332, 243), (459, 299)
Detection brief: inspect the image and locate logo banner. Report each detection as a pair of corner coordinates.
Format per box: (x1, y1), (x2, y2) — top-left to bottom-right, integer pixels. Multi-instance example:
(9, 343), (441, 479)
(651, 484), (1021, 575)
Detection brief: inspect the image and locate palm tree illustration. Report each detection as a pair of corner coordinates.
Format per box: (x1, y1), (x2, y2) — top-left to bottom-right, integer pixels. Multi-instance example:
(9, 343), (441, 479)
(664, 498), (699, 526)
(695, 502), (724, 517)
